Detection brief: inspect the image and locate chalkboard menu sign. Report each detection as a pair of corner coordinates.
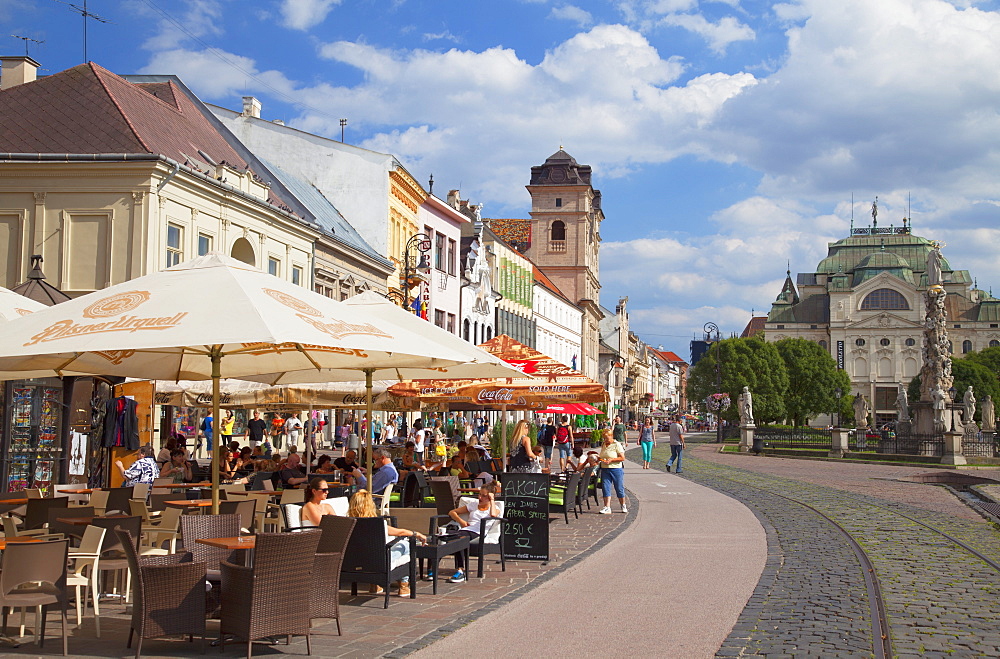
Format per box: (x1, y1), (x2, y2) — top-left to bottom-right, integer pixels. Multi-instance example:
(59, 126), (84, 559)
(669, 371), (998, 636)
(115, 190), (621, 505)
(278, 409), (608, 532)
(501, 473), (550, 562)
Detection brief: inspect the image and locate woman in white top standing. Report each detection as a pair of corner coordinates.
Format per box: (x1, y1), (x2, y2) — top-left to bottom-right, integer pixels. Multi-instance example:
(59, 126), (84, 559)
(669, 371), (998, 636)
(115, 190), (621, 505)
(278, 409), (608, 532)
(598, 428), (627, 514)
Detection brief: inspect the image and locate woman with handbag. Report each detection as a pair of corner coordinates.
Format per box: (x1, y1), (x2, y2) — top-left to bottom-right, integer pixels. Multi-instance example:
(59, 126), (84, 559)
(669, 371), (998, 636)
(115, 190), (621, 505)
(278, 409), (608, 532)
(508, 420), (539, 473)
(598, 429), (627, 514)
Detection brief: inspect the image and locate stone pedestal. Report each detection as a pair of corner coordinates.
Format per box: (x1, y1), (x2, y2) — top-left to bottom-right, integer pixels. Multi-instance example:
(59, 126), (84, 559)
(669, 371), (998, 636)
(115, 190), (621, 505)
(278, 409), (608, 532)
(829, 427), (849, 458)
(941, 431), (967, 466)
(739, 424), (755, 453)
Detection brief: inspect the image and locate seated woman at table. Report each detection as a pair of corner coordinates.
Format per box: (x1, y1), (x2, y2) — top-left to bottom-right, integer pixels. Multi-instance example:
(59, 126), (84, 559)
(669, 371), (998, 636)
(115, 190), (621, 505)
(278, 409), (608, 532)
(213, 447), (237, 481)
(444, 454), (471, 479)
(443, 482), (501, 583)
(399, 442), (425, 474)
(314, 454), (337, 475)
(233, 447), (253, 473)
(234, 458), (276, 489)
(302, 477), (340, 526)
(348, 489), (426, 596)
(160, 449), (192, 485)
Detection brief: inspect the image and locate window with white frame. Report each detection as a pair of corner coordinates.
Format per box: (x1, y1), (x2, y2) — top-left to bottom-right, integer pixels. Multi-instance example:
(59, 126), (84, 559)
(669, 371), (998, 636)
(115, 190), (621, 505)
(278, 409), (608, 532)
(166, 224), (183, 267)
(198, 233), (212, 256)
(268, 257), (280, 277)
(292, 266), (303, 286)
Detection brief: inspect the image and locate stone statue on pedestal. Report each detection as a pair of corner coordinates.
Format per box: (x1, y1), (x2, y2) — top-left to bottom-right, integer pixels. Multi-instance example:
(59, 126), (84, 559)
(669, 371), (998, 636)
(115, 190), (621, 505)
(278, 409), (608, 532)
(853, 393), (869, 429)
(931, 384), (947, 433)
(738, 386), (754, 426)
(895, 385), (910, 422)
(981, 395), (995, 432)
(963, 385), (976, 425)
(928, 243), (944, 287)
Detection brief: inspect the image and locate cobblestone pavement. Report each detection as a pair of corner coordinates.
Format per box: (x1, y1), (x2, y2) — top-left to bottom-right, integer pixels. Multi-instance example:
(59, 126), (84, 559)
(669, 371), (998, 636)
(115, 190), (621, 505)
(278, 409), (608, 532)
(647, 442), (1000, 658)
(0, 494), (632, 659)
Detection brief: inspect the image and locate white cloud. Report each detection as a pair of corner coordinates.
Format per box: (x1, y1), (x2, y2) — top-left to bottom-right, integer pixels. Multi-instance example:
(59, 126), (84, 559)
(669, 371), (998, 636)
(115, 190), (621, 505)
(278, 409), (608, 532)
(134, 0), (225, 52)
(138, 48), (298, 100)
(423, 30), (461, 44)
(658, 13), (755, 53)
(550, 5), (594, 27)
(279, 0), (342, 31)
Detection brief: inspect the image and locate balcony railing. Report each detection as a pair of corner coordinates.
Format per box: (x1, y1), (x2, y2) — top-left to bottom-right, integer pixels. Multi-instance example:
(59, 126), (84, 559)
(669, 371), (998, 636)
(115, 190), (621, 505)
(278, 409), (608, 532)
(549, 240), (566, 253)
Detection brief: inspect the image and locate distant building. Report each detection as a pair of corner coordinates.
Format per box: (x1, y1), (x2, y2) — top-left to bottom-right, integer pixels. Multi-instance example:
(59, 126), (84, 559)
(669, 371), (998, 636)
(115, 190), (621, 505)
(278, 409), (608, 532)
(765, 222), (1000, 427)
(741, 316), (767, 338)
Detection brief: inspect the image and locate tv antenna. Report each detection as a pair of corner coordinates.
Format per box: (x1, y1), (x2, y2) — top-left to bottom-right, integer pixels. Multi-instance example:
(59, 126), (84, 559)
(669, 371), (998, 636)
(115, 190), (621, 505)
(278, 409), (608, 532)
(51, 0), (113, 63)
(10, 35), (44, 57)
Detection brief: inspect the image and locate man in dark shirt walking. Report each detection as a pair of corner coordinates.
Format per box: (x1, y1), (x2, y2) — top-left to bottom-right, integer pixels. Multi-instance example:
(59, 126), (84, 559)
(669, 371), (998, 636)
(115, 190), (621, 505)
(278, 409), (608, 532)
(245, 410), (268, 448)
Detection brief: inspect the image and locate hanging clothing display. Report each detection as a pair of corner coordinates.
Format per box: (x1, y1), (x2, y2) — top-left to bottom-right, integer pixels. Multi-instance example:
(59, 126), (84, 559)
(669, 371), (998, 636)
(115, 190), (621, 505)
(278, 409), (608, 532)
(103, 396), (139, 449)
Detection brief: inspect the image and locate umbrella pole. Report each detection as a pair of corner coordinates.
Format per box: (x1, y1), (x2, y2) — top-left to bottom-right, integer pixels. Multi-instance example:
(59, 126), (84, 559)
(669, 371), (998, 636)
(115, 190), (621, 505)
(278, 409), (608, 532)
(365, 368), (375, 487)
(306, 403), (314, 475)
(210, 348), (222, 515)
(501, 403), (507, 471)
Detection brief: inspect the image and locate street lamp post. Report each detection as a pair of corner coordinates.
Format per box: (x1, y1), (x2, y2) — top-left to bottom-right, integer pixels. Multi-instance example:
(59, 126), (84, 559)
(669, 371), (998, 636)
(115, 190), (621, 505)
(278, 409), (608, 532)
(704, 322), (723, 443)
(386, 233), (432, 310)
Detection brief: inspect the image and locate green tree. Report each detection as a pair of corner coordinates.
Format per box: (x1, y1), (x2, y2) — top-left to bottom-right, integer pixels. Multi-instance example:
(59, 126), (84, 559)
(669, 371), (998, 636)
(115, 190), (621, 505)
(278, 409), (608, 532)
(963, 345), (1000, 379)
(687, 336), (789, 425)
(774, 338), (852, 427)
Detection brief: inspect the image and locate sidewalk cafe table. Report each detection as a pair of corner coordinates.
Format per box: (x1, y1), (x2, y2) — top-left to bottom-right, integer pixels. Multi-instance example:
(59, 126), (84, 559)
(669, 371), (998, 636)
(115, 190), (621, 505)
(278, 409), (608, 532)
(152, 482), (211, 489)
(165, 500), (214, 513)
(0, 536), (43, 550)
(196, 535), (256, 565)
(55, 513), (131, 526)
(416, 535), (470, 595)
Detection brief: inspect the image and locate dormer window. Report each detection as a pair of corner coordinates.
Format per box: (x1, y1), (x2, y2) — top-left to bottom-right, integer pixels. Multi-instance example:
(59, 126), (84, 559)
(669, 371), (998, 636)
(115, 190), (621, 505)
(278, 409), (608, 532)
(860, 288), (909, 310)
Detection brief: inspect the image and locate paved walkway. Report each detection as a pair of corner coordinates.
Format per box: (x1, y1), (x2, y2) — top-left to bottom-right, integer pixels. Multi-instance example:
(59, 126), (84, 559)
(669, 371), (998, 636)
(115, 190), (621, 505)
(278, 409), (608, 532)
(416, 456), (767, 658)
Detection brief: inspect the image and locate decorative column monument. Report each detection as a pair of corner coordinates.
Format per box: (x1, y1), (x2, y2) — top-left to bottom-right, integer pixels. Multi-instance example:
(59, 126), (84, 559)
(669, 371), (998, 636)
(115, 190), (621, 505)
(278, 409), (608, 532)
(911, 241), (966, 465)
(737, 386), (755, 453)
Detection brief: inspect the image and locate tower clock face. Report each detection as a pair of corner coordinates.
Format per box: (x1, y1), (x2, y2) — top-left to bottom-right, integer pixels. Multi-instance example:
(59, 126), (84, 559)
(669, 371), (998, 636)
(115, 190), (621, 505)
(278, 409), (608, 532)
(549, 167), (567, 183)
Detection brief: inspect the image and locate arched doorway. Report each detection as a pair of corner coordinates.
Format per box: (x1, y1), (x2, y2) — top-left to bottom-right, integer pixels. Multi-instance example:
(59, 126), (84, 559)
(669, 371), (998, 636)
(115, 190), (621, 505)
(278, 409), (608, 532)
(230, 238), (255, 266)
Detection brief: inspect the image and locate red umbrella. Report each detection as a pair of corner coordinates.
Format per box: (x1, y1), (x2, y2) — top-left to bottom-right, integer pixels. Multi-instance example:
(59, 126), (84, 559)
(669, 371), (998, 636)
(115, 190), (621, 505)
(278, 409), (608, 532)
(537, 402), (604, 416)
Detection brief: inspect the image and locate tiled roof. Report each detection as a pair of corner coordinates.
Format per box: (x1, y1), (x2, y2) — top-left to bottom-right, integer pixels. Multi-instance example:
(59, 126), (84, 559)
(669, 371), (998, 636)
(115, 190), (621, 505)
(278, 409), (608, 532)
(488, 218), (531, 252)
(741, 316), (767, 338)
(0, 63), (247, 168)
(650, 349), (687, 364)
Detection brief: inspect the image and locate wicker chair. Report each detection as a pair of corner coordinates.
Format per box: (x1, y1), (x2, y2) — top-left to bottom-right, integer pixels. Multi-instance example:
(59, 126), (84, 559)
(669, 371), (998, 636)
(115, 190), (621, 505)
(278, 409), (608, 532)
(220, 532), (321, 658)
(428, 478), (459, 516)
(454, 497), (506, 578)
(549, 471), (581, 524)
(312, 516), (356, 635)
(114, 529), (206, 659)
(340, 517), (416, 609)
(178, 513), (240, 582)
(0, 539), (70, 655)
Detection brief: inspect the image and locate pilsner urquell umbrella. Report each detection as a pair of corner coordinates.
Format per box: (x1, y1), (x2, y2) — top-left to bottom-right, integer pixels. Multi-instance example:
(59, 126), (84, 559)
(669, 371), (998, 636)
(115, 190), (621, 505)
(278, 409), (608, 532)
(0, 253), (521, 509)
(0, 286), (46, 320)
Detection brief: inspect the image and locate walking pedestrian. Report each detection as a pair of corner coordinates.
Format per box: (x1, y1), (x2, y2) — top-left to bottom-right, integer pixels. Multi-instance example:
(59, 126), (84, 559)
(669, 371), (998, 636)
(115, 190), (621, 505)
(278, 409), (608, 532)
(597, 429), (627, 514)
(555, 415), (573, 471)
(667, 416), (686, 473)
(536, 416), (555, 470)
(639, 417), (656, 469)
(612, 415), (627, 446)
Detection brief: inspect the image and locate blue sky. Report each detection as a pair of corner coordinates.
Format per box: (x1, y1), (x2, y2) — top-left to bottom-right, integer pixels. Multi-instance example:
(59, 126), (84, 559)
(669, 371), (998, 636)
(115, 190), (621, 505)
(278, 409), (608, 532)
(5, 0), (1000, 358)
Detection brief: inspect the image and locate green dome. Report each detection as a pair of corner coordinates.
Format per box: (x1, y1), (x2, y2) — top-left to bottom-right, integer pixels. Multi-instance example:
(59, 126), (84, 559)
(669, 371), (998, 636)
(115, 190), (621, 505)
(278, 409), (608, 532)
(855, 251), (910, 270)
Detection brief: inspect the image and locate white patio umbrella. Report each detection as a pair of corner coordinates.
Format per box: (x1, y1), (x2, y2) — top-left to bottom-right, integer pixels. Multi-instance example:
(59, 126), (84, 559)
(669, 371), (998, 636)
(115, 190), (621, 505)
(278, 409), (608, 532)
(0, 286), (46, 321)
(0, 253), (522, 508)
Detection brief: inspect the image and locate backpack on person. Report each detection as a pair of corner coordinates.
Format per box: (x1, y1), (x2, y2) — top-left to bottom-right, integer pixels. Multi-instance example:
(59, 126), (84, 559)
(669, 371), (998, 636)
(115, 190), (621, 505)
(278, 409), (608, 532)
(556, 425), (571, 444)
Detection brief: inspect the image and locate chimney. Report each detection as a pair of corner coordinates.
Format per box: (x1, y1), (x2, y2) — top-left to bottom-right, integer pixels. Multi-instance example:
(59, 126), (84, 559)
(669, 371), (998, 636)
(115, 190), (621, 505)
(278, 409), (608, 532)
(0, 56), (40, 90)
(242, 96), (261, 118)
(447, 189), (461, 209)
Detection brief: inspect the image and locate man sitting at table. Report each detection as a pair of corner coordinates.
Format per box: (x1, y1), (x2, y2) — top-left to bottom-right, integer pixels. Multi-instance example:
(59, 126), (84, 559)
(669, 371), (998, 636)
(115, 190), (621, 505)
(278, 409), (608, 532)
(276, 452), (308, 489)
(334, 450), (360, 482)
(349, 448), (398, 495)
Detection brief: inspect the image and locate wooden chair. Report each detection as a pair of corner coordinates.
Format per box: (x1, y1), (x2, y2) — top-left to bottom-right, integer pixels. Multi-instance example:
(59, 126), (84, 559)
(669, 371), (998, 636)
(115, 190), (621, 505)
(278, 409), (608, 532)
(115, 529), (206, 659)
(312, 516), (356, 635)
(66, 524), (105, 636)
(0, 539), (70, 655)
(340, 518), (416, 609)
(220, 532), (320, 658)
